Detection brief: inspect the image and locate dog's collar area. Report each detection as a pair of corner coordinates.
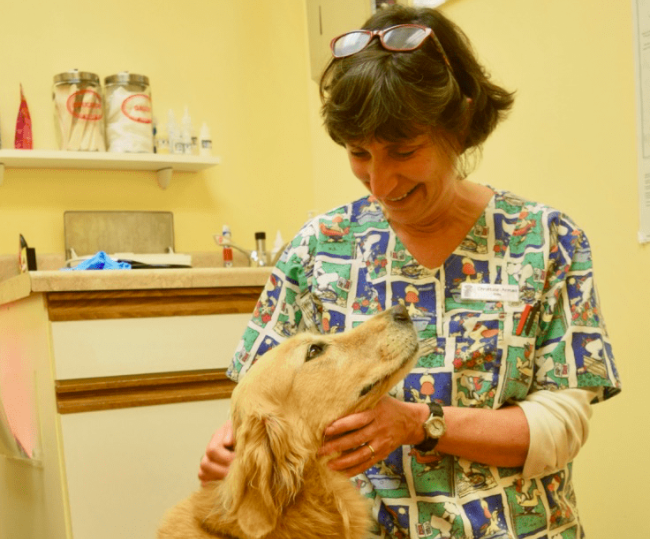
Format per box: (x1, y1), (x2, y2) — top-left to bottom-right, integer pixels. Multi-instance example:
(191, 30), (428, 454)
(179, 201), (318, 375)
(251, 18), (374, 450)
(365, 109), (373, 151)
(359, 346), (418, 397)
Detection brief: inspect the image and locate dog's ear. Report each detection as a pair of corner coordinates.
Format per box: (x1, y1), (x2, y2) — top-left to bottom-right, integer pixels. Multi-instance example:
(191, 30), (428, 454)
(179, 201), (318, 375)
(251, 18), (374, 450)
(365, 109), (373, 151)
(226, 411), (310, 538)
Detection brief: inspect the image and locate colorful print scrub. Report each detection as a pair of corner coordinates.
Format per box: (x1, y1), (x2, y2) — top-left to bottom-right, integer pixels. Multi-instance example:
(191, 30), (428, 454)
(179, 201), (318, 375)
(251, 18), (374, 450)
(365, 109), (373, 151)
(227, 189), (621, 539)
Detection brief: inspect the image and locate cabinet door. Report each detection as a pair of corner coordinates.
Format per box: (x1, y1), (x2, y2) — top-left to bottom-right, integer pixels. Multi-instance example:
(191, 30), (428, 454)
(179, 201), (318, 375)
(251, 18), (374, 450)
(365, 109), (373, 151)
(305, 0), (372, 82)
(59, 399), (229, 539)
(51, 313), (251, 379)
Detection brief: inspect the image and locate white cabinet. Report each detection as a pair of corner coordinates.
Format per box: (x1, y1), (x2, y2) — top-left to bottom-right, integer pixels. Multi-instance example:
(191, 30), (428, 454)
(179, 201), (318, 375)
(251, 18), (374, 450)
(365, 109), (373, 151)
(0, 283), (261, 538)
(51, 310), (251, 538)
(60, 399), (230, 539)
(50, 313), (251, 379)
(305, 0), (373, 82)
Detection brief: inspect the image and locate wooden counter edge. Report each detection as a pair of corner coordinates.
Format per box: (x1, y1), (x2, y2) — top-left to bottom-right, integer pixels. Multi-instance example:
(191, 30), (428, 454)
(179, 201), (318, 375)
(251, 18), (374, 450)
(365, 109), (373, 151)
(55, 369), (237, 414)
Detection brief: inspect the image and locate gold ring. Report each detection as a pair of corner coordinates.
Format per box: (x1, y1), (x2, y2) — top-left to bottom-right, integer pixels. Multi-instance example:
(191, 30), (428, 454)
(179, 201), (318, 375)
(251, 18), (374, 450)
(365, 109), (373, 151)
(367, 444), (375, 458)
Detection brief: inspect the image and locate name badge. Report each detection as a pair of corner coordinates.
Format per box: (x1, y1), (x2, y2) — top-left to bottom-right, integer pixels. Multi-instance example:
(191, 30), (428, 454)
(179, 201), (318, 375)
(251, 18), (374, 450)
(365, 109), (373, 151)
(460, 283), (520, 303)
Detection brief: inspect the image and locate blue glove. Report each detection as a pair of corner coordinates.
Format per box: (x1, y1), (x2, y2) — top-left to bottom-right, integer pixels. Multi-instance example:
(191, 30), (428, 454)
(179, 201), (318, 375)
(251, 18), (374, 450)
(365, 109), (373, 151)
(62, 251), (131, 270)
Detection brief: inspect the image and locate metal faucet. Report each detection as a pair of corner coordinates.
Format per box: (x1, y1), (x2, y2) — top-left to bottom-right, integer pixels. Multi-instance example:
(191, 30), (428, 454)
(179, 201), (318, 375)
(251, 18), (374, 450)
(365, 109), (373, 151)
(214, 232), (268, 267)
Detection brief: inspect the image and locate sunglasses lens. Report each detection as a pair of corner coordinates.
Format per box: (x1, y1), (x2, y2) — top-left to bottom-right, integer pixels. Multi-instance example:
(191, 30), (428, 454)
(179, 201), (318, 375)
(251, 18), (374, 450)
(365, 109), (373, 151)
(332, 31), (372, 57)
(383, 26), (429, 50)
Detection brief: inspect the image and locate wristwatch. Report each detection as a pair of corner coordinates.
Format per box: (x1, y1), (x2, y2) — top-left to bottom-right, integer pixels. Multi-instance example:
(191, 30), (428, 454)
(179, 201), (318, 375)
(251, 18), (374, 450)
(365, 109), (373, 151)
(414, 401), (446, 453)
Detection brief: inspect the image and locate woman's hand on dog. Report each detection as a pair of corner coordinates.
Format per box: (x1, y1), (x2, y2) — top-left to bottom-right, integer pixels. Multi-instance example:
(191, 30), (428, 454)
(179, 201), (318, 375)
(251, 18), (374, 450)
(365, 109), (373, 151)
(198, 420), (235, 485)
(319, 396), (429, 478)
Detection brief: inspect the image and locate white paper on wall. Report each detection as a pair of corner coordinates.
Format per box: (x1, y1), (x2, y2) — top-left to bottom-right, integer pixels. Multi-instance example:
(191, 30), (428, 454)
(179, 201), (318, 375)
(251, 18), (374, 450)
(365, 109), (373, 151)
(633, 0), (650, 243)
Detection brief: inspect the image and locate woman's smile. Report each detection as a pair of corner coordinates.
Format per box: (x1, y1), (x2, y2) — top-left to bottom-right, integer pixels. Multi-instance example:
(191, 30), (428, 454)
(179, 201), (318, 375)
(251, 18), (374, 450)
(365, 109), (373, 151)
(386, 185), (419, 202)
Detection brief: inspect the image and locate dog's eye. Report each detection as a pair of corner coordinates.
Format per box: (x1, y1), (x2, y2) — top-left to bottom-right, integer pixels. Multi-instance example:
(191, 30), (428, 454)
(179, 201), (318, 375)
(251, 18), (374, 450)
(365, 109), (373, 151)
(306, 343), (326, 361)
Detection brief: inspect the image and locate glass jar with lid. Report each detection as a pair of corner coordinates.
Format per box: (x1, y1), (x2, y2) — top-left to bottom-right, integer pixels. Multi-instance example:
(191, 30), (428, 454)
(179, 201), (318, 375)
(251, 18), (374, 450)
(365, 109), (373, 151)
(104, 72), (154, 153)
(53, 70), (105, 151)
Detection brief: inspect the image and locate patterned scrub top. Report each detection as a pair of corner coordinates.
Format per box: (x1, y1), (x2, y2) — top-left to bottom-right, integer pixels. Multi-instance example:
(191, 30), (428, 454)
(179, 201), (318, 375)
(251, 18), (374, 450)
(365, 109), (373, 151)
(227, 189), (621, 539)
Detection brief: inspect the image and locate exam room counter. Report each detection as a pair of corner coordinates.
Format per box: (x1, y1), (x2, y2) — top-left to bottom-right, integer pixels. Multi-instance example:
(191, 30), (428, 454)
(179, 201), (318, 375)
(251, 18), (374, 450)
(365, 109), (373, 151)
(0, 254), (271, 539)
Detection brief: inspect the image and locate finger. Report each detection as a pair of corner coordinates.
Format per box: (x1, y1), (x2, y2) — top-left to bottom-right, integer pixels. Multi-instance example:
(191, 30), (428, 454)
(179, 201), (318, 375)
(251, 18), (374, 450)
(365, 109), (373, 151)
(320, 425), (374, 456)
(327, 443), (375, 473)
(198, 457), (230, 483)
(325, 410), (374, 437)
(222, 420), (234, 446)
(205, 446), (236, 472)
(208, 420), (234, 448)
(325, 408), (375, 435)
(206, 428), (236, 459)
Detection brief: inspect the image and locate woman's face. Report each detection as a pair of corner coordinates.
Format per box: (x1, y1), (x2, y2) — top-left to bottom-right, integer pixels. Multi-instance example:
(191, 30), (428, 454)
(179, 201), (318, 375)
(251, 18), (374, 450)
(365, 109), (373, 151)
(345, 134), (459, 229)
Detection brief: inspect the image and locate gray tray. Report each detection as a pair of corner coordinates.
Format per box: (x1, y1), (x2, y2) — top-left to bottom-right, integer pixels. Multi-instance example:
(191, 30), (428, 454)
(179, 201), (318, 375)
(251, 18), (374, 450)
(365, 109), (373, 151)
(64, 211), (175, 258)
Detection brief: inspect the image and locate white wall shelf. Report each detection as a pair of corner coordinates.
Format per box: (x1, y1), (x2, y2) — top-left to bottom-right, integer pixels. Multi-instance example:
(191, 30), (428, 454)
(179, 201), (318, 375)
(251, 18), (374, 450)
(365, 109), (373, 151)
(0, 149), (220, 189)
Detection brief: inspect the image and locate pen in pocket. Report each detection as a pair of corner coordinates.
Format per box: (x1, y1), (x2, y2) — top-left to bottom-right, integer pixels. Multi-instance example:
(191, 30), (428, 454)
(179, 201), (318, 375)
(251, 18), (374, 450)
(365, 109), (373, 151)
(516, 301), (541, 336)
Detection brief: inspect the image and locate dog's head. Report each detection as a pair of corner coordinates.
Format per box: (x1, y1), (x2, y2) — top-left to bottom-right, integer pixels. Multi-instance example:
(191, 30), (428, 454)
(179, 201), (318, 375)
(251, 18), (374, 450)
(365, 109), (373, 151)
(223, 305), (418, 538)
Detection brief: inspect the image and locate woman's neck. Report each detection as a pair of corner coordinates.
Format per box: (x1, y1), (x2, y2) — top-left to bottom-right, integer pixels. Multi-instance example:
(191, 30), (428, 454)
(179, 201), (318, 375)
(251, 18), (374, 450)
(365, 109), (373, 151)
(389, 181), (494, 269)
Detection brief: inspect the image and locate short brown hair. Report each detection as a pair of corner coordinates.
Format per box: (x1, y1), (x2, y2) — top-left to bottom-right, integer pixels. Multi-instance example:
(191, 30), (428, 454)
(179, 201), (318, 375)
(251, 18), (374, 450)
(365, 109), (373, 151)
(320, 5), (514, 155)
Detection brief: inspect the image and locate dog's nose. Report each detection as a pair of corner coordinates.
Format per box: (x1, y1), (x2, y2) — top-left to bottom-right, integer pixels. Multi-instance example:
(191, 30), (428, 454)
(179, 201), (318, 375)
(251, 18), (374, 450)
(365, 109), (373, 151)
(390, 304), (411, 323)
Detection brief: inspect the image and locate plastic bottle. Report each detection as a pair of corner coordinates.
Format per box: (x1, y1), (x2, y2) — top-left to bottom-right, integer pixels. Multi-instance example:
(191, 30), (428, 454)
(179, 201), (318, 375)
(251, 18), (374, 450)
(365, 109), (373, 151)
(252, 232), (267, 267)
(271, 230), (284, 261)
(181, 106), (194, 155)
(222, 225), (233, 268)
(167, 109), (182, 155)
(199, 122), (212, 156)
(156, 120), (170, 155)
(152, 118), (158, 154)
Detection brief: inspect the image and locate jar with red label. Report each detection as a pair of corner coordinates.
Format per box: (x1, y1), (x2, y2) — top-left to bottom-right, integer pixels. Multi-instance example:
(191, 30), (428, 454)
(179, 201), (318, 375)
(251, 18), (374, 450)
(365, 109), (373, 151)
(104, 72), (154, 153)
(53, 70), (106, 151)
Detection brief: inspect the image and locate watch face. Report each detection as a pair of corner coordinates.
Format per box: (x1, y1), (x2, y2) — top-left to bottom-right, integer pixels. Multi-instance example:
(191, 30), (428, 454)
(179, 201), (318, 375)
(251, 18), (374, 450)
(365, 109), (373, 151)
(424, 415), (446, 438)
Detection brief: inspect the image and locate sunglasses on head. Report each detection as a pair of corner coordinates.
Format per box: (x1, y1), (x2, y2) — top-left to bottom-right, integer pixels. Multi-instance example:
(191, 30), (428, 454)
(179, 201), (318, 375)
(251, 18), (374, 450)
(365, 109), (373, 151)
(330, 23), (452, 70)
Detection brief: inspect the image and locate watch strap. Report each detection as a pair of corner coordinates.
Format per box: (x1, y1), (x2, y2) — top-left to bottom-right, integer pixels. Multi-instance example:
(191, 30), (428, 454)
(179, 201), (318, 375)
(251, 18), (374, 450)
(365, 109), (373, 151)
(414, 401), (444, 453)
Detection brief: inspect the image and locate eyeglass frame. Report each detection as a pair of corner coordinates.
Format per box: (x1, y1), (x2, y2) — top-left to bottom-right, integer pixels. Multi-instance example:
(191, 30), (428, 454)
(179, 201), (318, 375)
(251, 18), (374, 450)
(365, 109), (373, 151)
(329, 23), (452, 70)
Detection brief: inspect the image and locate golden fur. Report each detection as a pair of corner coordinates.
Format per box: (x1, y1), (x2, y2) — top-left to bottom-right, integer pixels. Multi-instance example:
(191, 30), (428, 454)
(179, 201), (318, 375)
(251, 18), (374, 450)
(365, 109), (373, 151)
(158, 305), (419, 539)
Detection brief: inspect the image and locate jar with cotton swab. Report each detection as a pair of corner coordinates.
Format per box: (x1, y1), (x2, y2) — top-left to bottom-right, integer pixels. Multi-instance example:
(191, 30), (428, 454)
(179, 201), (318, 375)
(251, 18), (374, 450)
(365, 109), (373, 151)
(53, 70), (106, 151)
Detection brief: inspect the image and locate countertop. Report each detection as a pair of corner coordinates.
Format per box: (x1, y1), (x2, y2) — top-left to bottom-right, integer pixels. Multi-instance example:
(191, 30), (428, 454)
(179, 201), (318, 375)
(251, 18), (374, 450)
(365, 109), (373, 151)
(0, 253), (272, 306)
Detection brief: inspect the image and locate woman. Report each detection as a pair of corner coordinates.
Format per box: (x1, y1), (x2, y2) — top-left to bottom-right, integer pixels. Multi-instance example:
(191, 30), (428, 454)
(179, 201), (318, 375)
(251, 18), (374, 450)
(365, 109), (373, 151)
(200, 6), (620, 538)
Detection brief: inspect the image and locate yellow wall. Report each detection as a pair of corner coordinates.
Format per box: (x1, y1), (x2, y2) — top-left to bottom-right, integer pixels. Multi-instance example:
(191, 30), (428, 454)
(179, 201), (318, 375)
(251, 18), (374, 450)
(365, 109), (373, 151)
(1, 0), (648, 537)
(310, 0), (650, 536)
(0, 0), (315, 255)
(427, 2), (649, 534)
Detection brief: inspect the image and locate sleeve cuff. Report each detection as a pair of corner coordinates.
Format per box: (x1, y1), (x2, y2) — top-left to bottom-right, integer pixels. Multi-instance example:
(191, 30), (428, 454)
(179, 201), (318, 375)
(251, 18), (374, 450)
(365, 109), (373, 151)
(515, 388), (597, 479)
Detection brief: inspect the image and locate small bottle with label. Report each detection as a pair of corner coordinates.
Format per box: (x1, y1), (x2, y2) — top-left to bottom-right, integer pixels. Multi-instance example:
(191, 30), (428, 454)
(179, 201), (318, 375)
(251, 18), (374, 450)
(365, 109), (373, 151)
(167, 109), (180, 154)
(222, 225), (233, 268)
(199, 122), (212, 156)
(181, 106), (194, 155)
(252, 232), (267, 267)
(156, 122), (170, 154)
(271, 230), (284, 263)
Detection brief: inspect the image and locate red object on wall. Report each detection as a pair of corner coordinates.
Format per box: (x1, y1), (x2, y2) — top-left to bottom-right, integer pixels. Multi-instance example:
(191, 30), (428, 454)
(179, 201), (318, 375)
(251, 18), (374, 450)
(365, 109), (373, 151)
(15, 84), (33, 149)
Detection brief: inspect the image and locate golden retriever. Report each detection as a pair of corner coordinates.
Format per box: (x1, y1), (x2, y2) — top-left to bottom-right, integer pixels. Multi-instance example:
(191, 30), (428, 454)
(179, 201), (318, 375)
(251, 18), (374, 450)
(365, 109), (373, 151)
(158, 304), (418, 539)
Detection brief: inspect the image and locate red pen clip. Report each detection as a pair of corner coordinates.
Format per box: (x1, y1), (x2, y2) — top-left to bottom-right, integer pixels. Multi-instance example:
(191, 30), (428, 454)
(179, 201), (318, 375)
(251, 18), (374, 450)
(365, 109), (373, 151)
(516, 302), (541, 336)
(515, 304), (532, 336)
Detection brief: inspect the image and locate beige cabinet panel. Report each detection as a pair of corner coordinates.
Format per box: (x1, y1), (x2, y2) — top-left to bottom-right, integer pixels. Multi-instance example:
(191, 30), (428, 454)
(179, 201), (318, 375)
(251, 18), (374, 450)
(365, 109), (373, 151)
(0, 294), (70, 539)
(51, 313), (251, 379)
(60, 399), (230, 539)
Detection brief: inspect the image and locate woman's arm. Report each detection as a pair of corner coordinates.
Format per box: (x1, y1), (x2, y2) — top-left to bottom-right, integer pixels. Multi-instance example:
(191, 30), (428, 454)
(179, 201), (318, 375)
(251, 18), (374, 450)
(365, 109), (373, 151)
(320, 396), (529, 477)
(435, 404), (529, 467)
(321, 388), (596, 479)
